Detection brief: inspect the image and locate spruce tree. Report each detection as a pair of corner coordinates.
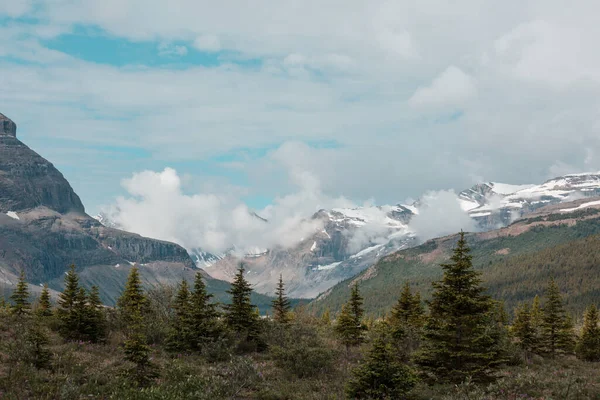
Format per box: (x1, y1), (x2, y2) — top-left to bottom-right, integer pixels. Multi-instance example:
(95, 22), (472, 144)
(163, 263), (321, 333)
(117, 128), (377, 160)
(390, 282), (425, 328)
(542, 278), (574, 357)
(335, 286), (366, 349)
(575, 304), (600, 361)
(271, 274), (291, 324)
(10, 270), (31, 316)
(117, 267), (148, 326)
(224, 265), (259, 339)
(25, 322), (52, 369)
(36, 284), (53, 317)
(415, 231), (501, 383)
(321, 308), (331, 326)
(166, 279), (192, 352)
(119, 268), (157, 386)
(346, 333), (417, 399)
(513, 302), (535, 360)
(189, 273), (221, 348)
(530, 295), (544, 353)
(85, 285), (106, 343)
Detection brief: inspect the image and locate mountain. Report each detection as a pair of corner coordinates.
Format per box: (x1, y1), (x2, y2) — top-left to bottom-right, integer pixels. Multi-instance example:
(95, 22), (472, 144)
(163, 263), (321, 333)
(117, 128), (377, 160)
(310, 197), (600, 316)
(0, 113), (273, 308)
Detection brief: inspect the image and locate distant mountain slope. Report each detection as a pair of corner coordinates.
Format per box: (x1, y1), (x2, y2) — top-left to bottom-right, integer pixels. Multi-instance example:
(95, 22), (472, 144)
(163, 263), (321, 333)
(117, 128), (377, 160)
(0, 112), (274, 308)
(310, 199), (600, 316)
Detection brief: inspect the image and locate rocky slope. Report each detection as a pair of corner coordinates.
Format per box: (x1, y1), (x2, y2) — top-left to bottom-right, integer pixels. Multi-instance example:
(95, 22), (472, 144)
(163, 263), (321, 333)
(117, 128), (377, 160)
(0, 113), (268, 306)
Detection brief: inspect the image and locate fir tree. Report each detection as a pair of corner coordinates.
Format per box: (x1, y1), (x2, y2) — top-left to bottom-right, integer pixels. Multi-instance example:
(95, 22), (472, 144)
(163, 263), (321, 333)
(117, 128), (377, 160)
(346, 332), (417, 399)
(36, 284), (53, 317)
(85, 285), (106, 343)
(10, 270), (30, 316)
(25, 322), (52, 369)
(271, 274), (291, 324)
(189, 273), (221, 348)
(575, 304), (600, 362)
(166, 279), (192, 352)
(415, 231), (502, 383)
(224, 264), (260, 343)
(513, 302), (536, 360)
(335, 283), (366, 349)
(530, 295), (544, 353)
(542, 278), (575, 357)
(117, 267), (148, 327)
(119, 268), (157, 386)
(389, 282), (425, 356)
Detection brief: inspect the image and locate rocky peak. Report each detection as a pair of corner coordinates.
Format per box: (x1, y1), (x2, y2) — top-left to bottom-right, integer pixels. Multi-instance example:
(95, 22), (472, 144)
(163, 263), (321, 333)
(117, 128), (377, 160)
(0, 113), (17, 137)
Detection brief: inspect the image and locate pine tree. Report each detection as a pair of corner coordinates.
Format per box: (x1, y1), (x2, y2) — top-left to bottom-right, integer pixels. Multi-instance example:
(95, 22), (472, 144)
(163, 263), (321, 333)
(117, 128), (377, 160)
(335, 283), (366, 349)
(346, 332), (418, 399)
(542, 278), (574, 357)
(25, 322), (52, 369)
(271, 274), (291, 324)
(10, 270), (30, 316)
(415, 231), (501, 383)
(530, 295), (544, 353)
(189, 273), (221, 348)
(85, 285), (106, 343)
(36, 284), (53, 317)
(117, 267), (148, 326)
(166, 279), (192, 352)
(575, 304), (600, 361)
(390, 282), (425, 328)
(118, 268), (157, 386)
(513, 302), (536, 360)
(224, 265), (260, 341)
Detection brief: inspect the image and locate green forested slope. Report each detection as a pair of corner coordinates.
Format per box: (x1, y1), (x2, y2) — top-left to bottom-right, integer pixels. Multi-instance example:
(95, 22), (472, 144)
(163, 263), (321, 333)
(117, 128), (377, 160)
(310, 213), (600, 317)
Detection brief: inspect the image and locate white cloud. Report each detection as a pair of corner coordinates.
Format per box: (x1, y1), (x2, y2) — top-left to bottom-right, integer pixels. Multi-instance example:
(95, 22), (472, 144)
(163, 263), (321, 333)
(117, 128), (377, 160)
(193, 34), (221, 52)
(409, 66), (477, 108)
(409, 190), (477, 240)
(103, 160), (354, 254)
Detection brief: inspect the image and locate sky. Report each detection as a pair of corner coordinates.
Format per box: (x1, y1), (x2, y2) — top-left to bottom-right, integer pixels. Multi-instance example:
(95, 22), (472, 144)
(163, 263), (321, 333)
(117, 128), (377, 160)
(2, 1), (600, 253)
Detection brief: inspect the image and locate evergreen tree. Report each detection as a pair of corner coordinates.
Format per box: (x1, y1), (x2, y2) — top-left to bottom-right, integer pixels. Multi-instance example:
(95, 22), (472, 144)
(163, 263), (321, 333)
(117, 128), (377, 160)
(36, 284), (53, 317)
(119, 268), (157, 386)
(512, 302), (536, 360)
(530, 295), (544, 353)
(415, 231), (502, 383)
(346, 332), (417, 399)
(271, 274), (291, 324)
(575, 304), (600, 361)
(85, 285), (106, 343)
(542, 278), (574, 357)
(335, 283), (366, 349)
(10, 270), (30, 316)
(189, 273), (221, 348)
(117, 267), (148, 326)
(24, 322), (52, 369)
(166, 279), (192, 352)
(389, 282), (425, 356)
(224, 265), (260, 343)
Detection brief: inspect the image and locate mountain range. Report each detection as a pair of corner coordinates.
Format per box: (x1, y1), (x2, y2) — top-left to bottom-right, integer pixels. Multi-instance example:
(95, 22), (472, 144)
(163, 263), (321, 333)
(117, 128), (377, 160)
(98, 171), (600, 299)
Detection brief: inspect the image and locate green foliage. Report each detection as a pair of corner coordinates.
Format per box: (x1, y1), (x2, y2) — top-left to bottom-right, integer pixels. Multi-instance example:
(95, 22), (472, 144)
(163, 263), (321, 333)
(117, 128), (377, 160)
(36, 284), (52, 317)
(57, 265), (106, 342)
(189, 273), (222, 349)
(224, 264), (263, 350)
(541, 278), (575, 357)
(335, 283), (366, 348)
(10, 270), (30, 316)
(512, 302), (536, 357)
(119, 267), (158, 386)
(166, 279), (192, 352)
(416, 231), (503, 383)
(576, 304), (600, 362)
(24, 321), (52, 369)
(271, 274), (291, 324)
(346, 332), (417, 399)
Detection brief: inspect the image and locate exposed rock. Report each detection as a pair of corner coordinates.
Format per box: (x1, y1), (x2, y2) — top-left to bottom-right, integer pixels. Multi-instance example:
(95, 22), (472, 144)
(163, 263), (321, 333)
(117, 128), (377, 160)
(0, 113), (17, 137)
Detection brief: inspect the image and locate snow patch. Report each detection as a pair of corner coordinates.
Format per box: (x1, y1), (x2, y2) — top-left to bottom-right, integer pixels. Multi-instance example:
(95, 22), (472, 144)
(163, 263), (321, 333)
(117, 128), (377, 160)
(310, 241), (317, 251)
(350, 244), (384, 259)
(6, 211), (19, 220)
(314, 261), (342, 271)
(559, 200), (600, 213)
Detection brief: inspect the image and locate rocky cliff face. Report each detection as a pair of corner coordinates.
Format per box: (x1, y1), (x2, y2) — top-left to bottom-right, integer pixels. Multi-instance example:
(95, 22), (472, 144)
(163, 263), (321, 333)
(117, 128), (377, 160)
(0, 112), (229, 305)
(0, 113), (85, 214)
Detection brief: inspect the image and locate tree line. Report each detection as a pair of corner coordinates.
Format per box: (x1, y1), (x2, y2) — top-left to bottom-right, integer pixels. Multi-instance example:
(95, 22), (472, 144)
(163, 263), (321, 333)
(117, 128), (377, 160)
(1, 231), (599, 398)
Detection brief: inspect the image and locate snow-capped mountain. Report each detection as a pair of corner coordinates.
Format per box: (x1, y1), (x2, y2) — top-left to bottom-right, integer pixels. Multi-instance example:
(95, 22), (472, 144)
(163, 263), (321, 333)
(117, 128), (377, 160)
(95, 172), (600, 299)
(459, 173), (600, 229)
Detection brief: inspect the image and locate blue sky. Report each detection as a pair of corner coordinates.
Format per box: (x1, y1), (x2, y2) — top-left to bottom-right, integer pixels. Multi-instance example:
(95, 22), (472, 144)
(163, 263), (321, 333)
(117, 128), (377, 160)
(1, 0), (600, 224)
